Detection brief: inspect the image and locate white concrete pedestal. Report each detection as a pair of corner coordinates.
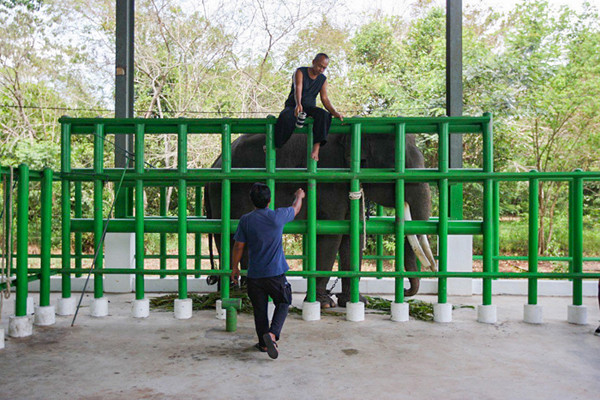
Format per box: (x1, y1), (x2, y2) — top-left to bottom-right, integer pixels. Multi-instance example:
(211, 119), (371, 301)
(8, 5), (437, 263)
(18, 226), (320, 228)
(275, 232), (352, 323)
(57, 297), (76, 316)
(34, 305), (56, 326)
(215, 300), (226, 320)
(267, 301), (275, 321)
(174, 298), (192, 320)
(567, 305), (587, 325)
(477, 304), (497, 324)
(346, 302), (365, 322)
(132, 299), (149, 318)
(8, 316), (33, 337)
(391, 302), (409, 322)
(27, 296), (34, 315)
(434, 303), (452, 323)
(90, 297), (109, 317)
(104, 233), (135, 292)
(523, 304), (543, 324)
(302, 301), (320, 321)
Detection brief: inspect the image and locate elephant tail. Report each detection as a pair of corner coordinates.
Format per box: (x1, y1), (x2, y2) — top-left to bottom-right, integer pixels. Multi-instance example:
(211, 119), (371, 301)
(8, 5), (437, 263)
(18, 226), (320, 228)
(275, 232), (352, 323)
(204, 186), (219, 286)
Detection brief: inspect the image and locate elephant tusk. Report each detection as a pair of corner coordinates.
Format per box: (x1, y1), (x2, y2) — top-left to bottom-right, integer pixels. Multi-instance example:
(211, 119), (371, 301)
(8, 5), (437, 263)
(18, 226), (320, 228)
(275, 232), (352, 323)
(404, 202), (431, 269)
(419, 235), (437, 272)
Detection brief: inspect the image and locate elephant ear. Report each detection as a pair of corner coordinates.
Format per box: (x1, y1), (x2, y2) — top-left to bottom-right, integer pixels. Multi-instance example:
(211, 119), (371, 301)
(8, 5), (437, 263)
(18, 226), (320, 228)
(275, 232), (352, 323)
(340, 132), (370, 168)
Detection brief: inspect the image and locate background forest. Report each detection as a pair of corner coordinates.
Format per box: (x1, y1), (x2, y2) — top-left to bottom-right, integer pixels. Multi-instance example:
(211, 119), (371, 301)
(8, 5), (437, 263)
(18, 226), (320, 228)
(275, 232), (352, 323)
(1, 0), (599, 264)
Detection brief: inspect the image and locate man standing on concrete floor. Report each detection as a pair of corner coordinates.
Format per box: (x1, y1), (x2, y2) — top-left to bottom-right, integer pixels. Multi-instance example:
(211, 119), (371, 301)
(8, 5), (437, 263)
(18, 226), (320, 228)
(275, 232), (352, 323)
(231, 183), (305, 359)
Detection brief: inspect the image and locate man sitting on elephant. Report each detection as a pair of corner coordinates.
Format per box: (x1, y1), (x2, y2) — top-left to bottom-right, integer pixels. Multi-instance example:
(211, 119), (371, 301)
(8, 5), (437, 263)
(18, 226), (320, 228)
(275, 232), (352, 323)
(274, 53), (344, 161)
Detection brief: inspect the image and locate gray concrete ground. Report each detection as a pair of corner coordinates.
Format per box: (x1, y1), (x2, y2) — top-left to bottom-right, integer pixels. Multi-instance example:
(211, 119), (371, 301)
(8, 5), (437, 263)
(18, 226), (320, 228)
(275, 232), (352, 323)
(1, 292), (599, 400)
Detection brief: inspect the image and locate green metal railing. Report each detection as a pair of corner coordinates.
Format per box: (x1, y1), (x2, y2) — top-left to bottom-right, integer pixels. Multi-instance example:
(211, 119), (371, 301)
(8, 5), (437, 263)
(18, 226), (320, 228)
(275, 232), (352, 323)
(2, 114), (600, 320)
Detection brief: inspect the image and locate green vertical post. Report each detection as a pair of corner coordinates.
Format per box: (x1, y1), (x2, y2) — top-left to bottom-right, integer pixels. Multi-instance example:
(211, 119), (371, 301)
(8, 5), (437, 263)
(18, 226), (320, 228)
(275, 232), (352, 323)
(438, 123), (449, 304)
(3, 175), (13, 274)
(15, 164), (29, 317)
(40, 168), (53, 308)
(93, 123), (104, 299)
(159, 186), (167, 278)
(349, 123), (361, 304)
(306, 123), (316, 302)
(394, 123), (406, 304)
(61, 121), (72, 299)
(482, 113), (494, 306)
(568, 179), (574, 275)
(135, 124), (145, 300)
(194, 186), (203, 278)
(376, 205), (384, 277)
(571, 171), (584, 306)
(178, 123), (188, 299)
(528, 174), (539, 305)
(492, 180), (500, 277)
(74, 181), (82, 278)
(266, 122), (276, 209)
(220, 123), (231, 301)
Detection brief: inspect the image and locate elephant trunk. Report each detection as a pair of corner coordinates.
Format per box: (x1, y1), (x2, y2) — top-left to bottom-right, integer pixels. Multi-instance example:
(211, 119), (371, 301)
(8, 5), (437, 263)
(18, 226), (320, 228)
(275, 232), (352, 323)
(404, 277), (420, 297)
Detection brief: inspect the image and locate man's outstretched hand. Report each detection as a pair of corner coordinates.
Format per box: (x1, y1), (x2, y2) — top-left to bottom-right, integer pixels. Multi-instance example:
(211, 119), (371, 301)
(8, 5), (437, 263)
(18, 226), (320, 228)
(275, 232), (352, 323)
(295, 188), (305, 199)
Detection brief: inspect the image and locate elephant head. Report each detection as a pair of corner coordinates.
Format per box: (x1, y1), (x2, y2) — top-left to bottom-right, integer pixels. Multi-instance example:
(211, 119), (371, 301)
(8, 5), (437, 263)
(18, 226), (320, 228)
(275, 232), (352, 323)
(340, 132), (436, 297)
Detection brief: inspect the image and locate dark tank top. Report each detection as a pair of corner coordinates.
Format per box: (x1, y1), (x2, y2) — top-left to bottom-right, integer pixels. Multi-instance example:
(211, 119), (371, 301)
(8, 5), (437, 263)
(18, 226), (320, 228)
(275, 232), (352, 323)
(284, 67), (327, 108)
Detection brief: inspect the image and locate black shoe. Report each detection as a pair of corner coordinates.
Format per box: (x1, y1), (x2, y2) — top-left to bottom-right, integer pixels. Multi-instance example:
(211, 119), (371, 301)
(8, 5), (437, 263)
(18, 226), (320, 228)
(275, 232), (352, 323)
(262, 333), (279, 359)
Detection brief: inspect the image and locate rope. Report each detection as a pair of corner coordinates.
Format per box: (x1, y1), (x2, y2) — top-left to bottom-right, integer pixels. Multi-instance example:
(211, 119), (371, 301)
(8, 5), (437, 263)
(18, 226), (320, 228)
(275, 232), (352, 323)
(0, 167), (14, 320)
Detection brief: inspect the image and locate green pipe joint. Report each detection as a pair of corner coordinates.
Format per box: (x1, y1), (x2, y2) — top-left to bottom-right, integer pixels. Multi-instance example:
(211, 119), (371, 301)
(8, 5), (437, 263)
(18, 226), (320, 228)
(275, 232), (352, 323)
(222, 298), (242, 332)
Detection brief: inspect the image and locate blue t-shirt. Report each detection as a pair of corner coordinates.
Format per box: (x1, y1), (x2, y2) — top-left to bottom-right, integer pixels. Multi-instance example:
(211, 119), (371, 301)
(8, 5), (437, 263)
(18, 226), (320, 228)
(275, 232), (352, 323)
(233, 207), (296, 278)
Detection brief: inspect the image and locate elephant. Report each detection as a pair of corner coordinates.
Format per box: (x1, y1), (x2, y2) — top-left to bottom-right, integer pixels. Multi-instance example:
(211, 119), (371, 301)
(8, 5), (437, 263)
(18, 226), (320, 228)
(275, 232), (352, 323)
(205, 126), (435, 308)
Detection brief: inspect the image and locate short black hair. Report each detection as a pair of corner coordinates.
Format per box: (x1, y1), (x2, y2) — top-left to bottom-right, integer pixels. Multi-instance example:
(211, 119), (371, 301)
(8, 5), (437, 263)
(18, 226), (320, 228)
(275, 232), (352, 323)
(314, 53), (329, 62)
(250, 183), (271, 208)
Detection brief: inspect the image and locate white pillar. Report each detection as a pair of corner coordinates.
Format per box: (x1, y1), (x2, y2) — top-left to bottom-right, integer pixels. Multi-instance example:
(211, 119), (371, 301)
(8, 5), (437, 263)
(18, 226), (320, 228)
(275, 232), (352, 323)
(523, 304), (543, 324)
(346, 302), (365, 322)
(391, 302), (409, 322)
(90, 297), (109, 317)
(57, 297), (76, 316)
(447, 235), (473, 295)
(302, 301), (320, 321)
(132, 298), (149, 318)
(174, 298), (192, 319)
(434, 303), (452, 323)
(8, 316), (33, 337)
(477, 304), (497, 324)
(104, 233), (135, 292)
(34, 305), (56, 326)
(567, 305), (587, 325)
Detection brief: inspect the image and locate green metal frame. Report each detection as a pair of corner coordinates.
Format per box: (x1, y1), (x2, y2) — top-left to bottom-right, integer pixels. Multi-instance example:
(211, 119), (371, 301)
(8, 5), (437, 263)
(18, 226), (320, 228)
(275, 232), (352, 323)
(1, 114), (600, 319)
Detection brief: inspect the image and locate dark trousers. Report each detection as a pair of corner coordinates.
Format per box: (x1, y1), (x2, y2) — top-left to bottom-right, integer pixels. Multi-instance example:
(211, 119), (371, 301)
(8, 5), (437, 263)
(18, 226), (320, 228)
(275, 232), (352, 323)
(274, 106), (332, 148)
(247, 274), (292, 346)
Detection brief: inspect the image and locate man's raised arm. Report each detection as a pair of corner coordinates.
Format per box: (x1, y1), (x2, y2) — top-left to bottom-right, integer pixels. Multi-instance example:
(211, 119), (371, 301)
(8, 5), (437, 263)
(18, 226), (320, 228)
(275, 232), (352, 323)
(291, 188), (305, 216)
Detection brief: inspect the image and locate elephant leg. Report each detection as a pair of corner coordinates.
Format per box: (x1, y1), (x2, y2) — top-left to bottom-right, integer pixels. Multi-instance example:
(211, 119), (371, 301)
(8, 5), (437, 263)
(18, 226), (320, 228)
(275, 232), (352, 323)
(313, 234), (343, 308)
(337, 235), (368, 307)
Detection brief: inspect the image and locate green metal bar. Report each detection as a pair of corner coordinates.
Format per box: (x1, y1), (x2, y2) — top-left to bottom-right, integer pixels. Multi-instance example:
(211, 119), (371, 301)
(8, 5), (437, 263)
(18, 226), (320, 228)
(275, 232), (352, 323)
(482, 113), (494, 306)
(528, 174), (539, 305)
(39, 168), (52, 307)
(438, 122), (449, 304)
(492, 180), (500, 277)
(306, 122), (316, 302)
(266, 122), (276, 209)
(376, 205), (384, 277)
(61, 121), (72, 299)
(194, 186), (203, 278)
(15, 164), (29, 317)
(93, 123), (104, 298)
(135, 124), (145, 300)
(74, 181), (83, 278)
(571, 171), (584, 306)
(159, 186), (167, 278)
(349, 123), (361, 304)
(395, 123), (406, 303)
(178, 123), (188, 299)
(220, 123), (231, 300)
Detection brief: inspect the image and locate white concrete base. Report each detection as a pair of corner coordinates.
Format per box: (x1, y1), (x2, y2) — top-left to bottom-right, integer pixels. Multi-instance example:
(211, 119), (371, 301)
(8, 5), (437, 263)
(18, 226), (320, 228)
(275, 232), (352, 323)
(27, 296), (34, 315)
(90, 297), (109, 317)
(477, 304), (497, 324)
(215, 300), (226, 320)
(174, 298), (192, 320)
(523, 304), (543, 324)
(34, 305), (56, 326)
(0, 329), (4, 349)
(268, 301), (275, 322)
(434, 303), (453, 323)
(391, 302), (409, 322)
(132, 299), (149, 318)
(302, 301), (321, 321)
(346, 302), (365, 322)
(57, 297), (76, 316)
(8, 315), (33, 338)
(567, 305), (587, 325)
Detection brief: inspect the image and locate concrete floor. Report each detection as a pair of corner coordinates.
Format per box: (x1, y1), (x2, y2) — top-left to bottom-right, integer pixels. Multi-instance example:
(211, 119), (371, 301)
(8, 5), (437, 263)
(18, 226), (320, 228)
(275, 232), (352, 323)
(1, 292), (599, 400)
